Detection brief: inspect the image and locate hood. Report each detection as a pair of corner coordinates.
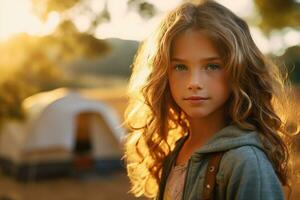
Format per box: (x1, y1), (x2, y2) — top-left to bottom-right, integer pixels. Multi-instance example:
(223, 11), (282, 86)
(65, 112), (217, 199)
(194, 125), (264, 154)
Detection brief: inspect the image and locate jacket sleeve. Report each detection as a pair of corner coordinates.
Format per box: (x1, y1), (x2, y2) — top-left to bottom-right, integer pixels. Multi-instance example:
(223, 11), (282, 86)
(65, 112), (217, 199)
(222, 146), (284, 200)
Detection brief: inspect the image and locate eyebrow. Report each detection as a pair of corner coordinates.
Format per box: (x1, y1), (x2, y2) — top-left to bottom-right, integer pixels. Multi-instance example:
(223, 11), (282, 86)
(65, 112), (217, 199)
(171, 56), (222, 62)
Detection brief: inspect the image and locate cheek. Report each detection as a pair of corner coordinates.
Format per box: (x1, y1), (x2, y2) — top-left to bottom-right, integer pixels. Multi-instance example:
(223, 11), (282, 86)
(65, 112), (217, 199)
(169, 82), (180, 99)
(210, 76), (232, 98)
(168, 76), (176, 97)
(168, 73), (183, 93)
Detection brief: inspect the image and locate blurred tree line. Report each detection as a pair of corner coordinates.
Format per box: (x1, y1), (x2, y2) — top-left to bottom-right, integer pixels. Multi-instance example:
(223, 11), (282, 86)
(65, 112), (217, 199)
(254, 0), (300, 85)
(0, 0), (156, 125)
(0, 0), (299, 125)
(0, 23), (109, 125)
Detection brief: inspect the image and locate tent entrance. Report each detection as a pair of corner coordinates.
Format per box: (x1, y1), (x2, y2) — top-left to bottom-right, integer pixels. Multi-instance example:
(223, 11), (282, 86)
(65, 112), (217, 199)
(73, 112), (94, 171)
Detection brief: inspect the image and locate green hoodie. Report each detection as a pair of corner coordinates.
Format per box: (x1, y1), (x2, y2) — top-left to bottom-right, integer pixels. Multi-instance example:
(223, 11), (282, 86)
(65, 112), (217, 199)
(156, 125), (284, 200)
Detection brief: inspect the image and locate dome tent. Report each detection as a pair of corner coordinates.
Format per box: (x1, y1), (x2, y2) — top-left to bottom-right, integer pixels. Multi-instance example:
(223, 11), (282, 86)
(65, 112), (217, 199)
(0, 88), (125, 180)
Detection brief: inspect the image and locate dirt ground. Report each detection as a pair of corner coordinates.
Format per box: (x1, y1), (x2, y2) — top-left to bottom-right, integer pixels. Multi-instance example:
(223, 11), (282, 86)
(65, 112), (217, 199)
(0, 170), (148, 200)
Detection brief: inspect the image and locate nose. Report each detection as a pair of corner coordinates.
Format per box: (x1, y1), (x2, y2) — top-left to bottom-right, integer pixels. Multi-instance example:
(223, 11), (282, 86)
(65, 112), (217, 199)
(187, 69), (204, 90)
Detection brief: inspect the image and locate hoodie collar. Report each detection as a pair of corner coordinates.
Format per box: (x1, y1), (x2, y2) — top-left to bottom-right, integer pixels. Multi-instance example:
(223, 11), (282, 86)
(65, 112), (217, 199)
(175, 125), (264, 156)
(192, 125), (264, 154)
(171, 125), (265, 164)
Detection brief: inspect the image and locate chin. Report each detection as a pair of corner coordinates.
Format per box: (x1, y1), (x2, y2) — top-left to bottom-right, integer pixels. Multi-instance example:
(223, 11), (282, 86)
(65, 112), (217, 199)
(185, 111), (210, 119)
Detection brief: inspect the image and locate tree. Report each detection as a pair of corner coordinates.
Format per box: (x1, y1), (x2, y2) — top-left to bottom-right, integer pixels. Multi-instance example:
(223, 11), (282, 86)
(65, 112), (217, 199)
(0, 21), (109, 123)
(0, 0), (157, 124)
(254, 0), (300, 34)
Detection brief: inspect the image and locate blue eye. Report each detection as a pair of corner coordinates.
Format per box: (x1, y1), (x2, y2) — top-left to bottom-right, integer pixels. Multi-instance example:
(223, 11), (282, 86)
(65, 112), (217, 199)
(174, 64), (188, 71)
(206, 63), (220, 70)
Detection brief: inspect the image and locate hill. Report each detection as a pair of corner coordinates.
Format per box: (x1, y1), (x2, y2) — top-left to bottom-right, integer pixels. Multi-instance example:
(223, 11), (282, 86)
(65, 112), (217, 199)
(71, 38), (140, 78)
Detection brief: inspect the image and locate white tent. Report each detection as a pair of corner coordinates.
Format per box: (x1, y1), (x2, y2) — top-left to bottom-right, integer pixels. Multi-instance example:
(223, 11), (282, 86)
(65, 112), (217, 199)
(0, 88), (126, 180)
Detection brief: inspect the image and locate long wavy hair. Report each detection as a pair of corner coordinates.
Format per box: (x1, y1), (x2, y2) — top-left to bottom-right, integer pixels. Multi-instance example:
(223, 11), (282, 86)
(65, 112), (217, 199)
(124, 0), (298, 198)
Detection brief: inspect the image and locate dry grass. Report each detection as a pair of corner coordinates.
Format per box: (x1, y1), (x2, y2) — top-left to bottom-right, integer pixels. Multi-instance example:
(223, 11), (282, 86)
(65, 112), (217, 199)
(0, 171), (147, 200)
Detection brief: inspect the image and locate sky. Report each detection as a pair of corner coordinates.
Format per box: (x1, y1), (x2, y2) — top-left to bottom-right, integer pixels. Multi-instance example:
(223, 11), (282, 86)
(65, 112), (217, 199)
(0, 0), (299, 55)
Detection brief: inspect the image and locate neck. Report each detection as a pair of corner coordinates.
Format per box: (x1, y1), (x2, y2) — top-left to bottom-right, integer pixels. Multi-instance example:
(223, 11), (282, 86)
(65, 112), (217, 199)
(186, 107), (227, 147)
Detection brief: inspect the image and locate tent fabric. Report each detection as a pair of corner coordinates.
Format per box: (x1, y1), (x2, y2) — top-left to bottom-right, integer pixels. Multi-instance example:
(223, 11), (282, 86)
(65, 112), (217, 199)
(0, 88), (125, 164)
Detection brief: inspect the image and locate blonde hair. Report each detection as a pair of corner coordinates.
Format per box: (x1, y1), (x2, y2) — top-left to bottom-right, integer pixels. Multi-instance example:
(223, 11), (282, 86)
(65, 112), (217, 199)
(124, 0), (298, 198)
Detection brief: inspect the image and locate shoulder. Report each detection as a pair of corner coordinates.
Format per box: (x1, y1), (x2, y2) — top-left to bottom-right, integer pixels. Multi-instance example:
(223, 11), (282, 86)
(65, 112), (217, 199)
(219, 145), (276, 177)
(222, 145), (269, 165)
(217, 145), (283, 193)
(217, 146), (284, 199)
(228, 144), (265, 157)
(218, 145), (284, 200)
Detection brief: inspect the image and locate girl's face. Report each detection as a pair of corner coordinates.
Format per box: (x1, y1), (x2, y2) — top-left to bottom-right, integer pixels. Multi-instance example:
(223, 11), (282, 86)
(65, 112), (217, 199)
(168, 29), (232, 119)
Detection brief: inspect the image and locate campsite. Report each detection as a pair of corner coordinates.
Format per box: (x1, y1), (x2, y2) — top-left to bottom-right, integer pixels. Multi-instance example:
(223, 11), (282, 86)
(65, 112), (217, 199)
(0, 87), (142, 200)
(0, 88), (125, 181)
(0, 0), (299, 199)
(0, 86), (299, 200)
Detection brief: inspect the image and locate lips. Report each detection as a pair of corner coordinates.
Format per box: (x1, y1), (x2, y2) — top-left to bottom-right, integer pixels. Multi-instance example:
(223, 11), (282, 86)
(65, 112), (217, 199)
(184, 96), (209, 100)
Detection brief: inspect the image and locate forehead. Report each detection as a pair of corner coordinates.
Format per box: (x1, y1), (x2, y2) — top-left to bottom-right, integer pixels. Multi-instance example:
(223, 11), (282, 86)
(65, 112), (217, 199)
(170, 29), (220, 59)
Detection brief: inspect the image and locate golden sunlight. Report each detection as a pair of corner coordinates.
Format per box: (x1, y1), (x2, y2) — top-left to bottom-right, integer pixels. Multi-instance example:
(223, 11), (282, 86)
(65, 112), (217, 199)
(0, 0), (297, 55)
(93, 0), (181, 41)
(0, 0), (59, 41)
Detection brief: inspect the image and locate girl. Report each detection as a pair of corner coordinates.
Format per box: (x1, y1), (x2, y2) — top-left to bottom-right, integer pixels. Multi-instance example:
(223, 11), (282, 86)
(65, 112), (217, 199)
(124, 0), (298, 199)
